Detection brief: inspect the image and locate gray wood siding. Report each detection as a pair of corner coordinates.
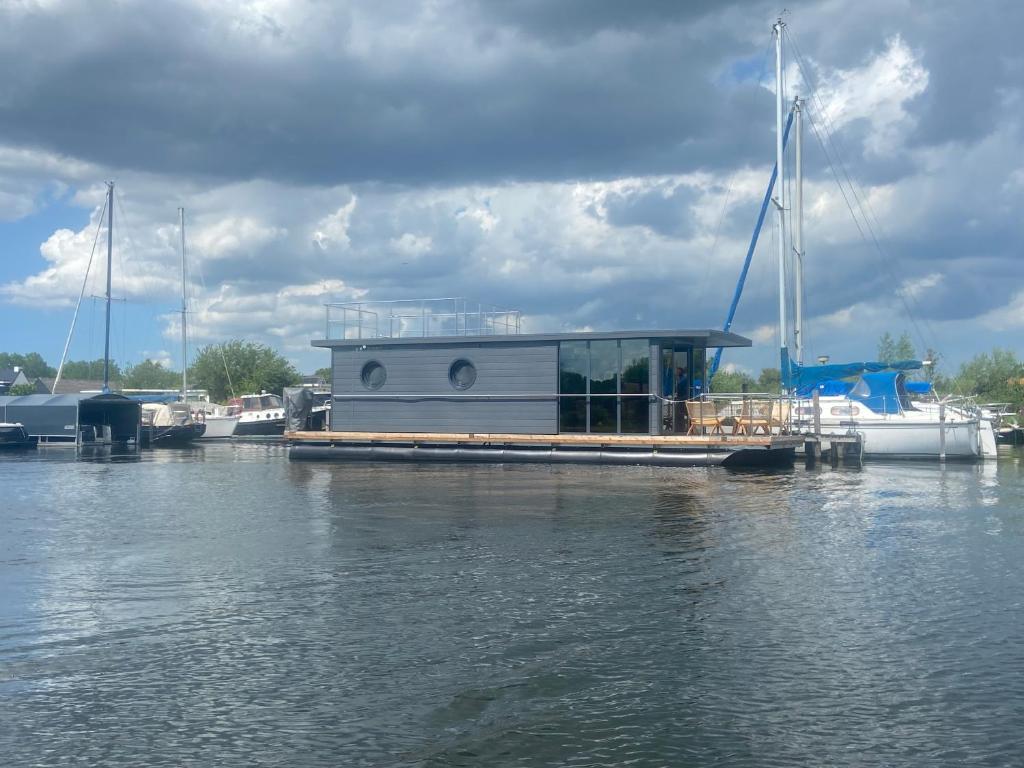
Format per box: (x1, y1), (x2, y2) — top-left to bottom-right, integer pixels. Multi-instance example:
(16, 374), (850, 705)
(331, 342), (557, 433)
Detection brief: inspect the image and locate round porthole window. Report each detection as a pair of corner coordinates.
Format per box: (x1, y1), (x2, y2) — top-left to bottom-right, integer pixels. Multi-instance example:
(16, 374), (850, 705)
(449, 359), (477, 390)
(360, 360), (386, 390)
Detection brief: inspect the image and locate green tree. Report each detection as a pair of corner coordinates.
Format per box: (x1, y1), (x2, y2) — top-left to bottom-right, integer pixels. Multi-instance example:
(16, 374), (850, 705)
(314, 367), (331, 383)
(189, 340), (300, 403)
(877, 331), (916, 363)
(950, 349), (1024, 405)
(123, 359), (182, 389)
(710, 369), (757, 393)
(757, 367), (781, 392)
(7, 383), (37, 396)
(61, 358), (123, 381)
(0, 352), (56, 378)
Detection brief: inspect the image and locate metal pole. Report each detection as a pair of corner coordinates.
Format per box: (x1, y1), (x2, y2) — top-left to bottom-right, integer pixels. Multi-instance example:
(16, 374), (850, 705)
(813, 389), (821, 435)
(179, 207), (188, 403)
(773, 18), (788, 392)
(709, 108), (793, 378)
(794, 96), (804, 367)
(103, 181), (114, 393)
(939, 402), (946, 461)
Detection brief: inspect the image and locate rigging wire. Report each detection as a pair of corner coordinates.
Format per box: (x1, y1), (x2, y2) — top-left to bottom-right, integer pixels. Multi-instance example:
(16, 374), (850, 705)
(784, 27), (938, 356)
(112, 188), (141, 368)
(53, 195), (108, 392)
(699, 38), (775, 303)
(183, 219), (236, 400)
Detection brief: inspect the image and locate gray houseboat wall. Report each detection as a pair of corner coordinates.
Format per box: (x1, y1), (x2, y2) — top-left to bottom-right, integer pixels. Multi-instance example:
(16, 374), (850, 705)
(331, 341), (558, 434)
(316, 330), (749, 437)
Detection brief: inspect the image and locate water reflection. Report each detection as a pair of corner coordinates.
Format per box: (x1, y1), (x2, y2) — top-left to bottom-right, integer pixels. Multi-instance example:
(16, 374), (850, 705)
(2, 445), (1023, 766)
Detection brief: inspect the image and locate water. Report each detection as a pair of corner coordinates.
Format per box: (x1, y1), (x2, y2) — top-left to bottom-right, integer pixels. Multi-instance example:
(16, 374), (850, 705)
(2, 443), (1023, 767)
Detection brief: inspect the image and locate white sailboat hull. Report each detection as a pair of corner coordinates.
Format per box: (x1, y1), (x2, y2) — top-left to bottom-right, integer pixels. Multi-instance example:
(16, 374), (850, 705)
(197, 414), (239, 439)
(800, 397), (983, 459)
(817, 419), (981, 459)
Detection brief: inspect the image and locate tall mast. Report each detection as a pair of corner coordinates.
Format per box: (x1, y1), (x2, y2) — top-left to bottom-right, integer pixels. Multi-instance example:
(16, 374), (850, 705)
(773, 18), (788, 390)
(179, 207), (188, 402)
(102, 181), (114, 393)
(794, 96), (804, 366)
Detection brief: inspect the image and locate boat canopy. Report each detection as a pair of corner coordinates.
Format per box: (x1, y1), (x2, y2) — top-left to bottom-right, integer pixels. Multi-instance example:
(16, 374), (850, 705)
(801, 379), (854, 397)
(903, 381), (933, 396)
(791, 359), (921, 395)
(847, 371), (913, 415)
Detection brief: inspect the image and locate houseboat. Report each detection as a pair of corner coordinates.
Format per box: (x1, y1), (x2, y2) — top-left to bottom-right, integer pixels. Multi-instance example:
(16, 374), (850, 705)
(287, 299), (800, 467)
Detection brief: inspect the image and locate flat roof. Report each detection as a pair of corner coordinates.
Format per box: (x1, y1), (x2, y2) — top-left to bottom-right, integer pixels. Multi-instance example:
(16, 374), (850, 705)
(312, 329), (751, 349)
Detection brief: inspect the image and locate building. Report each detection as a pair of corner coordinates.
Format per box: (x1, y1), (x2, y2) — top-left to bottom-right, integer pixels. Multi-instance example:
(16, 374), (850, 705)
(312, 300), (749, 436)
(32, 377), (108, 395)
(0, 393), (141, 445)
(0, 367), (31, 395)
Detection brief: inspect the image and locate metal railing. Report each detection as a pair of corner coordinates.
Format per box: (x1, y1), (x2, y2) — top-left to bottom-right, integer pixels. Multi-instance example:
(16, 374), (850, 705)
(325, 298), (521, 340)
(659, 392), (796, 436)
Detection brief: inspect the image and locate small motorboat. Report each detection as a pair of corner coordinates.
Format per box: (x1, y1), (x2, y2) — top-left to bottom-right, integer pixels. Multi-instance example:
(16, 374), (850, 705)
(227, 393), (286, 436)
(0, 422), (36, 449)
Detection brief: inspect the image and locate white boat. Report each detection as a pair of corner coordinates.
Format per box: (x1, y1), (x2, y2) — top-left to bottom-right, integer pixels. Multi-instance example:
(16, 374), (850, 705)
(794, 372), (987, 459)
(195, 410), (240, 438)
(765, 24), (987, 461)
(227, 393), (285, 436)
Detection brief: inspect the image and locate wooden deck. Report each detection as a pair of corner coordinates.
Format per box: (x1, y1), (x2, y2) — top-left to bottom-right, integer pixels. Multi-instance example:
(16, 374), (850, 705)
(286, 430), (804, 449)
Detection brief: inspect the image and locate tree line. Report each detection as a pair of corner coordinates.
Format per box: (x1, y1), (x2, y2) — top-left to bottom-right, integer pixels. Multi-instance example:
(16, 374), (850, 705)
(708, 330), (1024, 407)
(2, 341), (303, 402)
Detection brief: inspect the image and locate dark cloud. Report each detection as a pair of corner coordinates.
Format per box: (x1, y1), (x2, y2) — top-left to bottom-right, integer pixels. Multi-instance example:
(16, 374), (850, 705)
(600, 183), (699, 238)
(0, 0), (783, 186)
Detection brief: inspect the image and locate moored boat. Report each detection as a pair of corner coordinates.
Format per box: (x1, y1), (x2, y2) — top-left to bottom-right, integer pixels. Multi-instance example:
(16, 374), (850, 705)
(228, 393), (286, 436)
(794, 371), (986, 459)
(195, 410), (240, 438)
(140, 402), (206, 446)
(0, 422), (35, 449)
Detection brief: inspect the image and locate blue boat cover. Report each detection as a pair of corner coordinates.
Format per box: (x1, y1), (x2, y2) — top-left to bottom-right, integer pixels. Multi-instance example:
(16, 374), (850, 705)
(847, 371), (912, 414)
(904, 381), (932, 396)
(790, 359), (921, 394)
(799, 379), (854, 397)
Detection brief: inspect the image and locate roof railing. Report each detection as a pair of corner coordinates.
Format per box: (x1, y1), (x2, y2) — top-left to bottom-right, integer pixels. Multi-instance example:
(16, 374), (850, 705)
(325, 298), (522, 340)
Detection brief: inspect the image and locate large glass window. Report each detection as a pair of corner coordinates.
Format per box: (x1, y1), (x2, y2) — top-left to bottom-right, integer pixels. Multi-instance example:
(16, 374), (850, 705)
(589, 340), (618, 395)
(559, 340), (589, 432)
(560, 397), (587, 433)
(558, 338), (651, 434)
(620, 339), (649, 433)
(559, 341), (587, 394)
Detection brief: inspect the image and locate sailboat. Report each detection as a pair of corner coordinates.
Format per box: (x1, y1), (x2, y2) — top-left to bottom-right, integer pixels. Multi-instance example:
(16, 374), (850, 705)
(767, 20), (994, 459)
(140, 208), (208, 446)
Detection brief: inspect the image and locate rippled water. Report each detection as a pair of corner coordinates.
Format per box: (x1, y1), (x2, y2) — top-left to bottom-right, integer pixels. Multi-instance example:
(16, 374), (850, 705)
(2, 443), (1023, 766)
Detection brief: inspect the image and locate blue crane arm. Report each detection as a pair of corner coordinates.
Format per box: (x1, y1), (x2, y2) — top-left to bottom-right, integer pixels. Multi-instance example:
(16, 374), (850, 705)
(710, 107), (795, 380)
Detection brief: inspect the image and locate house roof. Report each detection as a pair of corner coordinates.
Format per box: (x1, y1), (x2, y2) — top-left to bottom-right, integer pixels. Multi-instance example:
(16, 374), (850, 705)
(0, 368), (29, 384)
(0, 392), (136, 407)
(34, 378), (112, 395)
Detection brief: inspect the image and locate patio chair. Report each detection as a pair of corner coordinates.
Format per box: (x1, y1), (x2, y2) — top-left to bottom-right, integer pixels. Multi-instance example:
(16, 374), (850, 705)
(686, 400), (724, 435)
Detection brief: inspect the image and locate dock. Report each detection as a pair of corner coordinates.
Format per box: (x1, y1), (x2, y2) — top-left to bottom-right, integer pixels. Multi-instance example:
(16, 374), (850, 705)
(287, 430), (805, 468)
(802, 434), (864, 468)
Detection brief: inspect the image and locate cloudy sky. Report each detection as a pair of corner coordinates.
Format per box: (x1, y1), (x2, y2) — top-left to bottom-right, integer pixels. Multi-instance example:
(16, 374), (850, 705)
(1, 0), (1022, 377)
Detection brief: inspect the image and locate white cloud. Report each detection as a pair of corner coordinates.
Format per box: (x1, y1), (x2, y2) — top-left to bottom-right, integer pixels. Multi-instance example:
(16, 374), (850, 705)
(782, 35), (929, 157)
